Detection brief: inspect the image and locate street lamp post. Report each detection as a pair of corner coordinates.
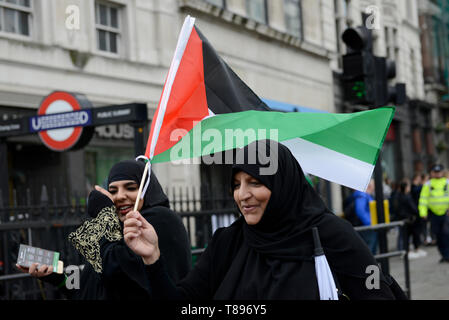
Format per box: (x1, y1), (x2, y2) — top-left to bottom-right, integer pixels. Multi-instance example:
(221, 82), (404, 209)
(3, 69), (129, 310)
(374, 152), (389, 274)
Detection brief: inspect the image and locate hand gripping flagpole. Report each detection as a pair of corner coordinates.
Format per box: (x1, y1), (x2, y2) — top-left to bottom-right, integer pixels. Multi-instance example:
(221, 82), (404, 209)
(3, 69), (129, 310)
(133, 156), (151, 211)
(133, 15), (196, 212)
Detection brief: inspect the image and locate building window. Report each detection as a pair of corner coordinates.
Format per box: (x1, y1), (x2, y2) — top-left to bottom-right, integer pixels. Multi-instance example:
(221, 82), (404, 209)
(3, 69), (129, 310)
(246, 0), (267, 24)
(426, 130), (434, 156)
(0, 0), (32, 36)
(334, 0), (351, 68)
(385, 26), (398, 61)
(410, 49), (417, 94)
(412, 128), (422, 153)
(204, 0), (225, 7)
(95, 1), (121, 54)
(284, 0), (301, 38)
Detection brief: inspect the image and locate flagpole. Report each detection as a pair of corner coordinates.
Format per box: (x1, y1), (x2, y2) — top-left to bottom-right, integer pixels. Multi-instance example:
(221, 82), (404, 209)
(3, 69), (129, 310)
(134, 161), (150, 212)
(132, 16), (195, 212)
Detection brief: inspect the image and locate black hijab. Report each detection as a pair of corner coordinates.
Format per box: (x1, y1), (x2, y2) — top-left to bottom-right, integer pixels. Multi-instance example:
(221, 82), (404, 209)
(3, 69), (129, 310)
(214, 140), (389, 299)
(107, 159), (169, 209)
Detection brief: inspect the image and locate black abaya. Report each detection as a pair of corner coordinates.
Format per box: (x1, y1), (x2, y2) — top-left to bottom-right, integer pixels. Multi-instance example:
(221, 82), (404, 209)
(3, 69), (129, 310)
(44, 160), (191, 300)
(145, 140), (399, 300)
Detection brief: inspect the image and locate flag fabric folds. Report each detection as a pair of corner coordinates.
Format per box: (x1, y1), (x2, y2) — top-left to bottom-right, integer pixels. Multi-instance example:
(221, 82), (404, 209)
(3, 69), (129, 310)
(145, 15), (269, 161)
(144, 15), (394, 192)
(151, 107), (395, 192)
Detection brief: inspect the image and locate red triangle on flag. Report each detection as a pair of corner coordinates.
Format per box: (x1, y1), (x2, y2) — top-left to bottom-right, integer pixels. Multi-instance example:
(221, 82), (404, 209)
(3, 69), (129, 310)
(146, 27), (209, 158)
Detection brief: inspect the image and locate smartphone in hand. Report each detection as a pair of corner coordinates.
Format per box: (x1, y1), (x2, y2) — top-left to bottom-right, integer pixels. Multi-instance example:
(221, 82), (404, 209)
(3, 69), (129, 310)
(16, 244), (63, 273)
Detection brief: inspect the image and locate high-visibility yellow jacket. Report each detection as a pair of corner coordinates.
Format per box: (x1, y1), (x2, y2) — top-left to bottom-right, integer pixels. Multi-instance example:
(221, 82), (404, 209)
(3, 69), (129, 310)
(419, 178), (449, 218)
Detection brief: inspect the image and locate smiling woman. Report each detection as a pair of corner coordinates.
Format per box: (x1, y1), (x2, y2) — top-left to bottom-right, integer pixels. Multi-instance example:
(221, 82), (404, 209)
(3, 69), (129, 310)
(123, 140), (405, 300)
(232, 171), (271, 225)
(68, 159), (191, 298)
(107, 180), (143, 221)
(17, 159), (191, 300)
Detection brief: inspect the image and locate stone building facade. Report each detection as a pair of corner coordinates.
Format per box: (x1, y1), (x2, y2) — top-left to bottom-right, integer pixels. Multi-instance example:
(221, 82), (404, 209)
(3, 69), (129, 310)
(0, 0), (341, 209)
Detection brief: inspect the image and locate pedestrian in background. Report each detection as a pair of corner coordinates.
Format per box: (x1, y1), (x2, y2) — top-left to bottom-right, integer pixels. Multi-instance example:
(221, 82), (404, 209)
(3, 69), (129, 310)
(410, 174), (423, 214)
(389, 181), (399, 221)
(396, 179), (427, 259)
(389, 180), (404, 250)
(353, 179), (378, 255)
(418, 164), (449, 263)
(383, 177), (393, 199)
(410, 174), (426, 252)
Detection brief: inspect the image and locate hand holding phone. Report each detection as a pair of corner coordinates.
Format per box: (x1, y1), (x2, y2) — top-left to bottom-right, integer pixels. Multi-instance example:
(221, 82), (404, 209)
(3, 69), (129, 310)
(16, 244), (63, 275)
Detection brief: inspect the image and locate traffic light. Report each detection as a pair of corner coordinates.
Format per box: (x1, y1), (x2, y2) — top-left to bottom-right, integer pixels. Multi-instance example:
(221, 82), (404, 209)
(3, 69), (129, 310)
(341, 26), (376, 105)
(374, 57), (406, 106)
(389, 83), (406, 105)
(376, 57), (407, 106)
(342, 25), (406, 107)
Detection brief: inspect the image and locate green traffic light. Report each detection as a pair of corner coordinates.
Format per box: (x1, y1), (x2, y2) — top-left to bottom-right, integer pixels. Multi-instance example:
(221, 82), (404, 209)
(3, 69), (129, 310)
(351, 81), (366, 99)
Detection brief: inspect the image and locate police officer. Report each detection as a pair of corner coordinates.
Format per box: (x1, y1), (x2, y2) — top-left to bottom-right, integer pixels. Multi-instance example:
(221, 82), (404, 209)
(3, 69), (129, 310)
(419, 164), (449, 263)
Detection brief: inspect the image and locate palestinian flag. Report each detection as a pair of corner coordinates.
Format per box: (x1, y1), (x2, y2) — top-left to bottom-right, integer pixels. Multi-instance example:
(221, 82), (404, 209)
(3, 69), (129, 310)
(151, 107), (395, 192)
(145, 16), (394, 192)
(145, 16), (269, 160)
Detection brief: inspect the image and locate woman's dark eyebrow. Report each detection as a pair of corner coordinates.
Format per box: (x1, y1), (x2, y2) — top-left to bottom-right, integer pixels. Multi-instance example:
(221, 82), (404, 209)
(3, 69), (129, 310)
(108, 182), (138, 190)
(124, 182), (138, 187)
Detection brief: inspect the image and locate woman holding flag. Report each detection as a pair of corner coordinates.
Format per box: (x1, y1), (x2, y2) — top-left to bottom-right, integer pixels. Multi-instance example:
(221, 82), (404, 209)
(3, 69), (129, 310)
(17, 159), (191, 300)
(123, 140), (403, 300)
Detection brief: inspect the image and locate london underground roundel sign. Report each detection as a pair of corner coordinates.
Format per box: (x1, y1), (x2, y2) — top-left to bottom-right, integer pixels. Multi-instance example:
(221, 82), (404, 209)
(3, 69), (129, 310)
(31, 91), (94, 151)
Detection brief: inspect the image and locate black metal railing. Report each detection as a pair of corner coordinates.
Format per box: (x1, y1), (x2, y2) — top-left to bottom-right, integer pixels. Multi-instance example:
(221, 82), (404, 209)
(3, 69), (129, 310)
(0, 186), (89, 300)
(0, 185), (237, 300)
(354, 220), (411, 299)
(0, 186), (410, 300)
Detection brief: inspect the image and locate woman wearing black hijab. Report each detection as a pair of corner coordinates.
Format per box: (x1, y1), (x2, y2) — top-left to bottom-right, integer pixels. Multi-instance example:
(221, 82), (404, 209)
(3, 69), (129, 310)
(124, 140), (402, 300)
(17, 159), (191, 300)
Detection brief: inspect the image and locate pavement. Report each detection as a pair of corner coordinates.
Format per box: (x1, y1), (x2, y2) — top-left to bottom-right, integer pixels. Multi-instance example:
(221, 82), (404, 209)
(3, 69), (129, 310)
(386, 229), (449, 300)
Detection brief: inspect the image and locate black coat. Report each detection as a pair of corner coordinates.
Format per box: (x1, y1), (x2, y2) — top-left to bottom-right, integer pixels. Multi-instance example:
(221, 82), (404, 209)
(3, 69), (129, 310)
(44, 160), (191, 300)
(145, 140), (399, 300)
(396, 193), (419, 222)
(148, 216), (396, 300)
(98, 204), (191, 300)
(46, 195), (191, 300)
